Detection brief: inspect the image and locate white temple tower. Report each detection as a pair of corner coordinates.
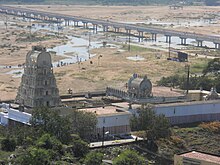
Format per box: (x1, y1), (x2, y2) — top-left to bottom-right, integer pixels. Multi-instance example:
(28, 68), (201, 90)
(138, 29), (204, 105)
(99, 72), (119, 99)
(16, 46), (61, 108)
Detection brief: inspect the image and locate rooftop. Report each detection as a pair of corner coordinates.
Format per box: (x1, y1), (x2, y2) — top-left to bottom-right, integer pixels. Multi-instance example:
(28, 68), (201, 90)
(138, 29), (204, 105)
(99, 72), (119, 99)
(79, 106), (130, 116)
(111, 102), (140, 109)
(179, 151), (220, 164)
(154, 99), (220, 108)
(152, 86), (183, 97)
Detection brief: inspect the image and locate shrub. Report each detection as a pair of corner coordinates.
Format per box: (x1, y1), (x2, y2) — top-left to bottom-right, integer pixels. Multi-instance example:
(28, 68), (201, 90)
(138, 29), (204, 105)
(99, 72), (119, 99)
(1, 137), (16, 152)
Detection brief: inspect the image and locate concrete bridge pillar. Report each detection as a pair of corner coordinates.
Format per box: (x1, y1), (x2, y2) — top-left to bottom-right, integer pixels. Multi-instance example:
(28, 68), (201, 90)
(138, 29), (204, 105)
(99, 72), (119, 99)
(214, 43), (220, 50)
(197, 40), (203, 47)
(114, 27), (120, 33)
(180, 38), (187, 45)
(103, 26), (108, 32)
(151, 33), (157, 41)
(126, 29), (131, 35)
(74, 21), (79, 27)
(93, 24), (98, 33)
(65, 20), (70, 26)
(138, 31), (144, 42)
(165, 35), (172, 43)
(42, 16), (46, 21)
(83, 22), (88, 29)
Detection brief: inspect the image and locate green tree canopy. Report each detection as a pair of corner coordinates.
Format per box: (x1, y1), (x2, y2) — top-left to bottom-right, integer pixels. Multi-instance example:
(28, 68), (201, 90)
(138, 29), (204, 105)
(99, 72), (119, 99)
(1, 137), (16, 152)
(69, 110), (97, 140)
(203, 58), (220, 75)
(30, 107), (72, 144)
(36, 134), (62, 150)
(113, 150), (145, 165)
(84, 152), (104, 165)
(66, 137), (89, 158)
(15, 147), (50, 165)
(130, 105), (171, 140)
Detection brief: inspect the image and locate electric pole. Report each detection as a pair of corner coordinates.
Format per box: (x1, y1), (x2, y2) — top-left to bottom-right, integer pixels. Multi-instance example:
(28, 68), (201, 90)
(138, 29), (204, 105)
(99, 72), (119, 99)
(185, 64), (190, 95)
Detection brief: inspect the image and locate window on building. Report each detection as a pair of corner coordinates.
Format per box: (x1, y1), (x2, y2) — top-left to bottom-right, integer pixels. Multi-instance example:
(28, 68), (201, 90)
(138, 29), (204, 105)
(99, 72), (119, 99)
(45, 81), (48, 85)
(46, 91), (49, 95)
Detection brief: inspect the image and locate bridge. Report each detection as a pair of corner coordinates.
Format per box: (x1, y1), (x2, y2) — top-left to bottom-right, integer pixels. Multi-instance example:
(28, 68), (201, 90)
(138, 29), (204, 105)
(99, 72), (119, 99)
(0, 5), (220, 49)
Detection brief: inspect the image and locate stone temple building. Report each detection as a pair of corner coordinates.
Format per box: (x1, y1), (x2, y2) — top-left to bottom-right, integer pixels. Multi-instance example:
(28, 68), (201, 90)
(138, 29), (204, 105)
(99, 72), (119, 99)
(127, 74), (152, 99)
(16, 46), (60, 108)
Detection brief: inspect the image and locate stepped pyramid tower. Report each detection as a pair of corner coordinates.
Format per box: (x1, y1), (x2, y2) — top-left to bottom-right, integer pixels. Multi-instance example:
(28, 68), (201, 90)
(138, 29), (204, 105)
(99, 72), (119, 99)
(16, 46), (61, 108)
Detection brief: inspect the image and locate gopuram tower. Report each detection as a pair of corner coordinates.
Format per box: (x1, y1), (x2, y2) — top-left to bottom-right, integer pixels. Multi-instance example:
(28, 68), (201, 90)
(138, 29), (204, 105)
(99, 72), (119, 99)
(16, 46), (61, 108)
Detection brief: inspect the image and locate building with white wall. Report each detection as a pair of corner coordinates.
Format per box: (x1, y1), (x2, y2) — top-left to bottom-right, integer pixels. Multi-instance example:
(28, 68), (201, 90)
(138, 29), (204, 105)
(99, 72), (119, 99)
(154, 100), (220, 125)
(0, 103), (31, 126)
(113, 100), (220, 125)
(80, 106), (132, 137)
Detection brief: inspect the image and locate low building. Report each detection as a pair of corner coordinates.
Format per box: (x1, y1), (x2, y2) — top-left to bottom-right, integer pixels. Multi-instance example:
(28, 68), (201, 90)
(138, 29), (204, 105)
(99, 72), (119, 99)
(154, 100), (220, 125)
(0, 103), (31, 126)
(113, 99), (220, 125)
(80, 106), (132, 137)
(174, 151), (220, 165)
(187, 88), (220, 101)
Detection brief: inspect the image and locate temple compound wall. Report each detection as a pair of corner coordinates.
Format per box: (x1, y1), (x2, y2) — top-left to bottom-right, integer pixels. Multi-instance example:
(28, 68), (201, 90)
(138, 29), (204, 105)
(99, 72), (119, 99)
(16, 46), (60, 108)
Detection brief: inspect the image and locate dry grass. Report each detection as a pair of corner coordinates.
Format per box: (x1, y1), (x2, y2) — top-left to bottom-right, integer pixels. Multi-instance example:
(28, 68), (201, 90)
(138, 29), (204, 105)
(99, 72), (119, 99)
(199, 121), (220, 133)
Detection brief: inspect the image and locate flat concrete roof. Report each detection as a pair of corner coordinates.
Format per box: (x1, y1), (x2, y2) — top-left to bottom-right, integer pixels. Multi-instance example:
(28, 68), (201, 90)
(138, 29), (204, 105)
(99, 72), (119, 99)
(79, 106), (130, 116)
(111, 102), (140, 109)
(154, 99), (220, 108)
(179, 151), (220, 164)
(152, 86), (183, 97)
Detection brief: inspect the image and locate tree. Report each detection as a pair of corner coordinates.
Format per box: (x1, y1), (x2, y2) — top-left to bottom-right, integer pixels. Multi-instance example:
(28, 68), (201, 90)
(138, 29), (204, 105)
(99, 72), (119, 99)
(67, 137), (89, 158)
(130, 105), (171, 140)
(15, 147), (50, 165)
(84, 152), (104, 165)
(147, 114), (171, 140)
(69, 110), (97, 140)
(30, 107), (72, 144)
(113, 150), (145, 165)
(203, 58), (220, 75)
(1, 137), (16, 152)
(36, 133), (63, 159)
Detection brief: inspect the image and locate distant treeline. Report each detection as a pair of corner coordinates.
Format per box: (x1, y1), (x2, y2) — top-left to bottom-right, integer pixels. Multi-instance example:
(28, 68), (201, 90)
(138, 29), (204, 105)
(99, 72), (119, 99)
(0, 0), (219, 5)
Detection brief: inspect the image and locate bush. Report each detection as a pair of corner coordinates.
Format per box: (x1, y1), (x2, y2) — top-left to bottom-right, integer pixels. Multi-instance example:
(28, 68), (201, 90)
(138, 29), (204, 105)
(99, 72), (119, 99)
(130, 105), (171, 140)
(1, 137), (16, 152)
(199, 122), (220, 133)
(113, 150), (145, 165)
(84, 152), (104, 165)
(67, 139), (89, 158)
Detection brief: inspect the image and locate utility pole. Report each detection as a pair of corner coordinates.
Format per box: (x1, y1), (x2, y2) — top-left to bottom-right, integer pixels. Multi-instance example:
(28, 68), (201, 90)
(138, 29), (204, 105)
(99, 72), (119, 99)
(128, 32), (131, 52)
(4, 15), (8, 31)
(168, 39), (171, 58)
(88, 31), (91, 59)
(185, 64), (190, 95)
(88, 31), (91, 47)
(102, 126), (105, 147)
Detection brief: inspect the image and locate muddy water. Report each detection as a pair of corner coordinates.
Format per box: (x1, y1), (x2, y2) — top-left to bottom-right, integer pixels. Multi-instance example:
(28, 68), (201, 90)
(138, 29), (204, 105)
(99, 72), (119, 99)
(47, 35), (102, 67)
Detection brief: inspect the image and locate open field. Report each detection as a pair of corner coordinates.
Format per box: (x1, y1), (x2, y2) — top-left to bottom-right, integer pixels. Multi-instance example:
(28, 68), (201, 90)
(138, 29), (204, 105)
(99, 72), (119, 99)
(11, 5), (220, 35)
(0, 5), (219, 101)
